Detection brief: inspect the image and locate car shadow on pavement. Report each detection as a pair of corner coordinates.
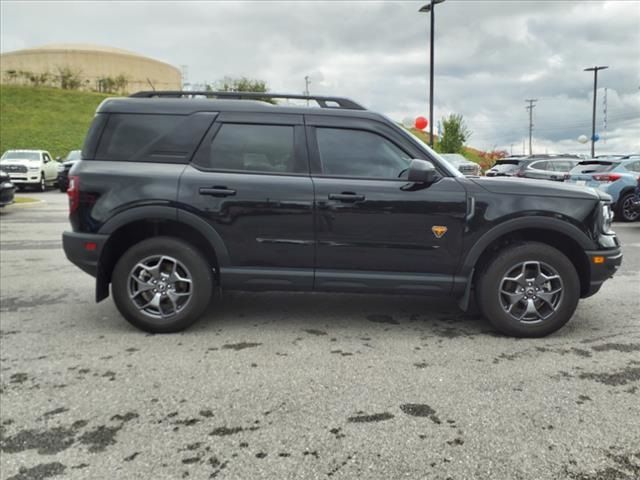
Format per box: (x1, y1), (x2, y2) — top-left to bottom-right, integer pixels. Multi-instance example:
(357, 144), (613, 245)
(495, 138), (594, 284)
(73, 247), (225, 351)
(186, 291), (494, 338)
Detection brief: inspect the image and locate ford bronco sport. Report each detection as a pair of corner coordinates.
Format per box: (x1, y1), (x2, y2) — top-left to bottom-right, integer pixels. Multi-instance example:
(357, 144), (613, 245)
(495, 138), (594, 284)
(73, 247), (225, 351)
(62, 91), (622, 337)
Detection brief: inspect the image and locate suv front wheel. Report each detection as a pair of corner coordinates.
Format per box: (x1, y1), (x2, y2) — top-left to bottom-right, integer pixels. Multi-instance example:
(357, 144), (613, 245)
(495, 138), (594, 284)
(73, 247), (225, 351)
(112, 237), (214, 333)
(476, 242), (580, 337)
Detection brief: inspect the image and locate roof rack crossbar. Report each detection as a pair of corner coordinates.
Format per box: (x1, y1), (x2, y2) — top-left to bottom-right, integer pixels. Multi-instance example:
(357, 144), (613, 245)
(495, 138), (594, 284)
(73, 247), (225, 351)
(129, 91), (366, 110)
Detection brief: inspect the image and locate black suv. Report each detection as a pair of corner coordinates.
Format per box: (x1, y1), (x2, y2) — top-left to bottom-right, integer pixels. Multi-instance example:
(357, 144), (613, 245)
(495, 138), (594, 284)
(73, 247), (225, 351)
(63, 91), (622, 337)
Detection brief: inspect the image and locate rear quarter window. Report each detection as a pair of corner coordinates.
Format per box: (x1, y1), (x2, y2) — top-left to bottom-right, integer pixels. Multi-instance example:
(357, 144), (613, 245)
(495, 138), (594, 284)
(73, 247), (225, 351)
(94, 113), (215, 163)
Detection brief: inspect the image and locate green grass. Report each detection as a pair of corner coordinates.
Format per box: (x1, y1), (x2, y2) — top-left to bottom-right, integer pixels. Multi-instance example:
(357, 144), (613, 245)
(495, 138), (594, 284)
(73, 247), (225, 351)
(0, 85), (111, 159)
(13, 196), (39, 204)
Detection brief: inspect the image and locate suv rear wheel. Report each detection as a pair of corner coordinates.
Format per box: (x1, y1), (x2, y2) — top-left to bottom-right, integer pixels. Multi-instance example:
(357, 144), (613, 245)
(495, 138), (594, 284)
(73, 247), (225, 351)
(476, 242), (579, 337)
(112, 236), (214, 333)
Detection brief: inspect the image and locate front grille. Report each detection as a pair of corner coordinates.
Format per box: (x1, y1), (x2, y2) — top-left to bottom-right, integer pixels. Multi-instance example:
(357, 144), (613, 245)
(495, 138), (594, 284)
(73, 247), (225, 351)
(0, 164), (28, 173)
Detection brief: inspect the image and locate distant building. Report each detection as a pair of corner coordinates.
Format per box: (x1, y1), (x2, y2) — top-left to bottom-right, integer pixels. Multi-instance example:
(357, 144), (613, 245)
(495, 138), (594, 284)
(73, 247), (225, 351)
(0, 43), (181, 94)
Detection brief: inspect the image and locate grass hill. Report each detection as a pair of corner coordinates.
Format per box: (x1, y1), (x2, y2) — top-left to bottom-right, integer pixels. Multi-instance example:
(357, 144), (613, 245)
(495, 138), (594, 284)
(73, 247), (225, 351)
(0, 85), (110, 159)
(1, 85), (489, 168)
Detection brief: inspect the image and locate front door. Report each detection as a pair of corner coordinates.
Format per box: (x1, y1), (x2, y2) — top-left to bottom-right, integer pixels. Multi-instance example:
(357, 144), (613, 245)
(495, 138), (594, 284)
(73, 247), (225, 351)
(306, 117), (467, 294)
(179, 112), (315, 290)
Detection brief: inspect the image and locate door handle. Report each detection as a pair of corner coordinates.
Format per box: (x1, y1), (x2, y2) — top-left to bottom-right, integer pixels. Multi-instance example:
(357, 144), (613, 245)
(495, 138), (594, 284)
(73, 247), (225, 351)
(199, 186), (237, 197)
(328, 192), (365, 202)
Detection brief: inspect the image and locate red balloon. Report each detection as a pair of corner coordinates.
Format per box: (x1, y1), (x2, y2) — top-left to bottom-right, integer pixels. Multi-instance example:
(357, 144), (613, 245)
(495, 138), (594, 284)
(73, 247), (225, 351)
(415, 116), (428, 130)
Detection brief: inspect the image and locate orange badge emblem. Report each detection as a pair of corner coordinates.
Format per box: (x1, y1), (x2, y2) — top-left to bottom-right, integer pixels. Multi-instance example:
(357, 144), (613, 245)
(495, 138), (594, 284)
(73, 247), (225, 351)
(432, 225), (448, 239)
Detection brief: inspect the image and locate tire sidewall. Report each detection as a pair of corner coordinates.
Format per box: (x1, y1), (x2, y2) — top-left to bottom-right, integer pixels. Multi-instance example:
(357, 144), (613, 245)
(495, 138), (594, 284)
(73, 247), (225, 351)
(618, 193), (639, 222)
(112, 236), (214, 333)
(477, 243), (580, 337)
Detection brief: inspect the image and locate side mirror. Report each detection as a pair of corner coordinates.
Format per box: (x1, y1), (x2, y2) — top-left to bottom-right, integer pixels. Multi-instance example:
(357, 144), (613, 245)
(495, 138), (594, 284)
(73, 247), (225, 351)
(407, 159), (438, 184)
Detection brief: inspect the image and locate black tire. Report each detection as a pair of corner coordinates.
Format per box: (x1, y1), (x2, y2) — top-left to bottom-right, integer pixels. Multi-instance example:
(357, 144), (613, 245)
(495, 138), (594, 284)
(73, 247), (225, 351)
(616, 192), (640, 222)
(476, 242), (580, 337)
(59, 186), (67, 193)
(112, 236), (214, 333)
(35, 173), (46, 192)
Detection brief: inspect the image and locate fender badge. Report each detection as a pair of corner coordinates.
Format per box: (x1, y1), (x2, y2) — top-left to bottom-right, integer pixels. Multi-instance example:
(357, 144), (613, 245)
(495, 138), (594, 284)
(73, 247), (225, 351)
(432, 225), (448, 239)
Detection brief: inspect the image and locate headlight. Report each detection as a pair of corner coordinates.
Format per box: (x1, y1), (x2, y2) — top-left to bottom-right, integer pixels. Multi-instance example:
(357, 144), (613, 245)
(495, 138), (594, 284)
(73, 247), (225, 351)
(600, 202), (614, 234)
(57, 165), (65, 173)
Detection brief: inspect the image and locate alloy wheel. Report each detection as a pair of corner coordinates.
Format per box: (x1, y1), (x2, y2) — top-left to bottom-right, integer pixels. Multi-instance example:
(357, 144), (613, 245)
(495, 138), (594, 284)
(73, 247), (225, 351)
(498, 261), (564, 324)
(622, 196), (640, 221)
(128, 255), (193, 320)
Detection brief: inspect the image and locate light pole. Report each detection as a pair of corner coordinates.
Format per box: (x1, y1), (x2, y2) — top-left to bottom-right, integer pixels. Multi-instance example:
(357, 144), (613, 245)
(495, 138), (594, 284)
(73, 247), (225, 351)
(584, 66), (608, 158)
(419, 0), (445, 147)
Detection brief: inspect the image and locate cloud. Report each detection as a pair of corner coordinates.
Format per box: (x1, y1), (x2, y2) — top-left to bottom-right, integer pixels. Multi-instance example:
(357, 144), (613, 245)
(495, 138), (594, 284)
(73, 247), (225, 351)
(1, 0), (639, 153)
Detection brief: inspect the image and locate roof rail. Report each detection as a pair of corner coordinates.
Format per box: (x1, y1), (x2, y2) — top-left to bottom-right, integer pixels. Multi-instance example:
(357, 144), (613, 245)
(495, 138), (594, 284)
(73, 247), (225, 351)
(129, 91), (366, 110)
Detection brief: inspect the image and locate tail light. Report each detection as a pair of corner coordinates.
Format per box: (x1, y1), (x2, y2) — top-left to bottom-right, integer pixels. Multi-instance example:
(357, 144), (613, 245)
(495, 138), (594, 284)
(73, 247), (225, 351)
(593, 173), (622, 182)
(67, 175), (79, 213)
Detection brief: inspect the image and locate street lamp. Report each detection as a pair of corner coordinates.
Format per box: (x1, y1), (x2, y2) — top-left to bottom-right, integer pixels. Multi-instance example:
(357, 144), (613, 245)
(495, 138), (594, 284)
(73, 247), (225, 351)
(419, 0), (446, 147)
(584, 65), (608, 158)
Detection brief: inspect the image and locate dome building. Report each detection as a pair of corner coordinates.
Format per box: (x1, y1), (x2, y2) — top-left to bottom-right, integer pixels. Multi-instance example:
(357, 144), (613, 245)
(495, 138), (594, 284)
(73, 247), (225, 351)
(0, 43), (181, 93)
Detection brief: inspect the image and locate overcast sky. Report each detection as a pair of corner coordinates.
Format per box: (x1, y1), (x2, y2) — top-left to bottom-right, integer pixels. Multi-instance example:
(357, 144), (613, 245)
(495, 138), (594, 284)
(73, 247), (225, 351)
(2, 0), (639, 154)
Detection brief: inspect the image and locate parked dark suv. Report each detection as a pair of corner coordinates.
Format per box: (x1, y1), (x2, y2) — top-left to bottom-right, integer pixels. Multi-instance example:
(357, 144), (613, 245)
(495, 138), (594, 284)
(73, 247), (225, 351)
(63, 91), (622, 337)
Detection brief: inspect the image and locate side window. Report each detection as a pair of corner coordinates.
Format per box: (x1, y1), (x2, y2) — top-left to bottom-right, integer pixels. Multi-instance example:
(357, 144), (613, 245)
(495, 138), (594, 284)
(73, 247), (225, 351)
(206, 124), (300, 174)
(43, 153), (51, 162)
(529, 161), (548, 170)
(553, 161), (572, 172)
(315, 128), (411, 179)
(96, 114), (182, 161)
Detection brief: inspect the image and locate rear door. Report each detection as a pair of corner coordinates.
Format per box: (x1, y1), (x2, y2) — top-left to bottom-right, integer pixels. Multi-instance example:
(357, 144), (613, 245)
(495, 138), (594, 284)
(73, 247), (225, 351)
(179, 112), (315, 290)
(524, 160), (550, 180)
(306, 115), (467, 294)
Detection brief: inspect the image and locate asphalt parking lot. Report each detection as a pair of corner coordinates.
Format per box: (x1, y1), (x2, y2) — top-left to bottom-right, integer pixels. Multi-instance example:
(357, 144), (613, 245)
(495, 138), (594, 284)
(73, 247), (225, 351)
(1, 191), (639, 480)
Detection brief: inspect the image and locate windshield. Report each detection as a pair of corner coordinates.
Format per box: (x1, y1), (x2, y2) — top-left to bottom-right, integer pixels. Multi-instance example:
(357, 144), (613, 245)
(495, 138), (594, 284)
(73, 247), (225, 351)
(1, 151), (40, 161)
(65, 150), (82, 161)
(393, 124), (462, 177)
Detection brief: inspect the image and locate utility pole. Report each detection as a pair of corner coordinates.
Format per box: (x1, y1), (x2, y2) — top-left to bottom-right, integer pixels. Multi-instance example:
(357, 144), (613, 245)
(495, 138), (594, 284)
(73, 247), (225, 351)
(525, 99), (537, 156)
(584, 66), (608, 158)
(304, 75), (311, 106)
(603, 87), (608, 144)
(419, 0), (446, 147)
(180, 65), (189, 89)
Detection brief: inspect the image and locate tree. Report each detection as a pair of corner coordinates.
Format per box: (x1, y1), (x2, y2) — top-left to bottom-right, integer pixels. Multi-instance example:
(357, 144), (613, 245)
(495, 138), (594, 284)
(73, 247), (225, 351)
(56, 66), (82, 90)
(208, 76), (275, 104)
(438, 114), (471, 153)
(215, 76), (269, 93)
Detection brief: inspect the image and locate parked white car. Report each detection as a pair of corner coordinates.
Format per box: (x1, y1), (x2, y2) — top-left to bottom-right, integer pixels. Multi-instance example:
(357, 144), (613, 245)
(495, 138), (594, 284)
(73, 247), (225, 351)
(0, 149), (59, 191)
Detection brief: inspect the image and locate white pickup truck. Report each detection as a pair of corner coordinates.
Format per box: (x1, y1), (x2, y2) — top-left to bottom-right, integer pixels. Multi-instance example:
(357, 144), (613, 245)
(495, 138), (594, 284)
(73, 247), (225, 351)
(0, 149), (59, 191)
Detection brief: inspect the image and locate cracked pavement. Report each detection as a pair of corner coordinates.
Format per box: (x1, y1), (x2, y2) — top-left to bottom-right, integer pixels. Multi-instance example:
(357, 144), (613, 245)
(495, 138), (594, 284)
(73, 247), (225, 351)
(1, 192), (639, 479)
